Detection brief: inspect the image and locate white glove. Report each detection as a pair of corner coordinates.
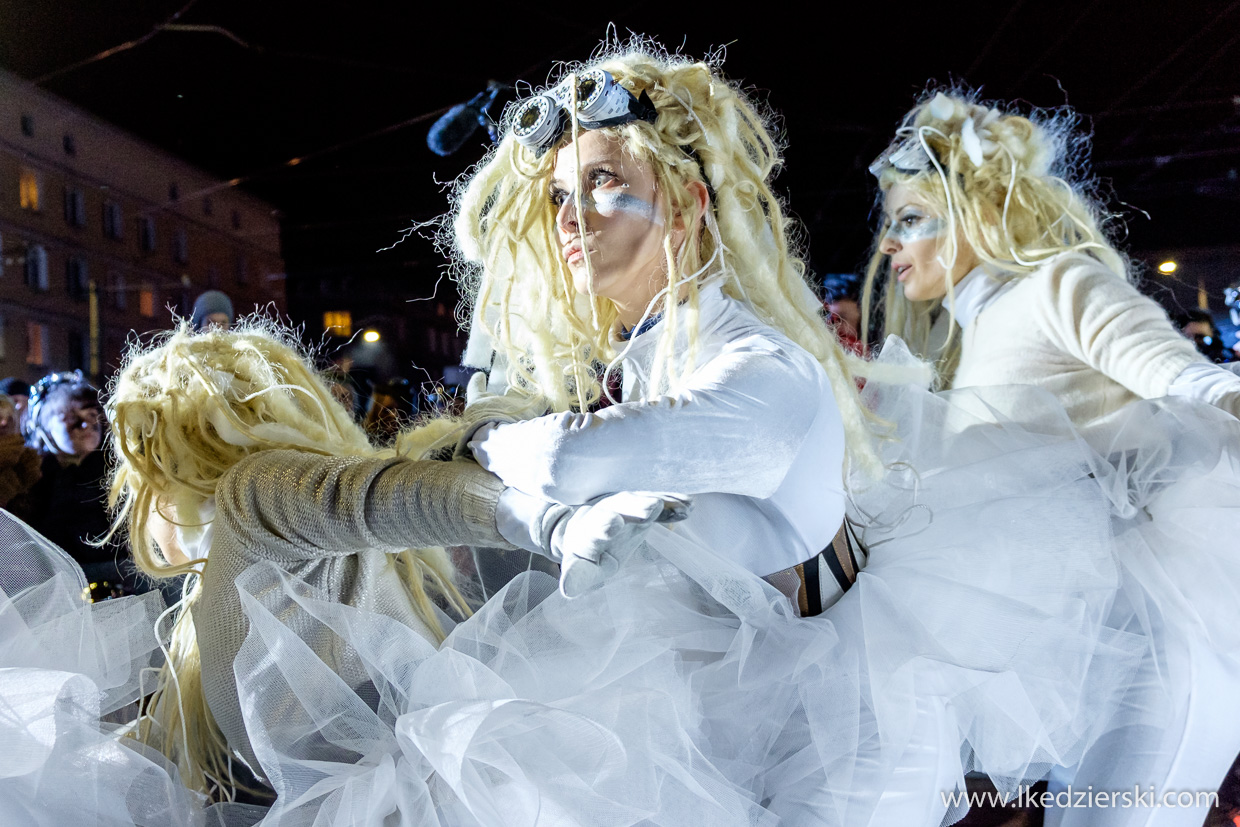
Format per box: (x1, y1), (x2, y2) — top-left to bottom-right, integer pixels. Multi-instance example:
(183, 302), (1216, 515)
(493, 489), (691, 598)
(553, 492), (691, 598)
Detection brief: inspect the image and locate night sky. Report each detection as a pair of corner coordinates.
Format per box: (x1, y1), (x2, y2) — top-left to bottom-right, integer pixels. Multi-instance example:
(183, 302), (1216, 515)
(2, 0), (1238, 324)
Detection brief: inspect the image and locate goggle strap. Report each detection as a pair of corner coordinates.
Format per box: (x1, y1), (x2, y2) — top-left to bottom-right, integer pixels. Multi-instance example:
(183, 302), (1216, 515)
(572, 88), (658, 130)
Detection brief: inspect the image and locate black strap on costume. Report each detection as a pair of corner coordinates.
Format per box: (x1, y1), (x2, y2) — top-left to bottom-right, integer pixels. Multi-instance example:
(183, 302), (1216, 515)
(796, 520), (862, 618)
(797, 554), (822, 617)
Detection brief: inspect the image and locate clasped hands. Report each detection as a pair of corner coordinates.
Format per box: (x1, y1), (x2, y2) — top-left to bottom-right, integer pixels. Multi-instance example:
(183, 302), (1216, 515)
(458, 375), (690, 597)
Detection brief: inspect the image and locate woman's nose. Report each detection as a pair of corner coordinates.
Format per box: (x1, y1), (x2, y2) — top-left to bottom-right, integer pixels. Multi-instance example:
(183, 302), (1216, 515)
(878, 228), (899, 255)
(557, 193), (582, 236)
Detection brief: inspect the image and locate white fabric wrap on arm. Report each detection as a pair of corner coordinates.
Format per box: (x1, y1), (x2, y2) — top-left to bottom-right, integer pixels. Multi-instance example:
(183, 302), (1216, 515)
(1166, 360), (1240, 419)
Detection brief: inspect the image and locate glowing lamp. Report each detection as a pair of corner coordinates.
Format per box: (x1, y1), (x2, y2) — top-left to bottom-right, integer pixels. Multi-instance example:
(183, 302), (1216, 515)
(363, 330), (380, 343)
(1158, 261), (1177, 274)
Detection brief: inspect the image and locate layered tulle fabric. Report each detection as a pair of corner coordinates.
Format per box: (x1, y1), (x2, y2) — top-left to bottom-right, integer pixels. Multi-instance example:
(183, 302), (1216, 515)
(1044, 397), (1240, 827)
(228, 346), (1155, 826)
(0, 513), (191, 825)
(0, 513), (269, 827)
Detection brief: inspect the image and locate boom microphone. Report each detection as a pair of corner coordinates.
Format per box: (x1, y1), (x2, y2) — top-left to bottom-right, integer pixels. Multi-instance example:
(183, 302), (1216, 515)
(427, 83), (501, 157)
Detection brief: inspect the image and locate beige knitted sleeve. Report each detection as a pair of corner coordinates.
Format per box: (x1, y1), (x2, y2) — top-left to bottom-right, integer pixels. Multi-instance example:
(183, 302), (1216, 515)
(216, 449), (511, 561)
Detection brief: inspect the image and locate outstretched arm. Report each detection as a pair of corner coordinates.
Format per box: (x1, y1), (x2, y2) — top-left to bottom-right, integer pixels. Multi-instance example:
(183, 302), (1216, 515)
(216, 449), (511, 561)
(1041, 257), (1240, 419)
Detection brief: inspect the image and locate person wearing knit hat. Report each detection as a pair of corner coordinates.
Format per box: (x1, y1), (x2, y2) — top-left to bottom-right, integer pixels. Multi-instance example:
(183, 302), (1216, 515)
(0, 377), (32, 436)
(190, 290), (234, 332)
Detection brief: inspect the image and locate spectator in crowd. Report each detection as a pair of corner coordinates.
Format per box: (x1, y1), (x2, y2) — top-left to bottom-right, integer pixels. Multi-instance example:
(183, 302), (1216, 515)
(0, 377), (32, 435)
(0, 392), (41, 519)
(362, 377), (417, 446)
(322, 368), (358, 417)
(822, 272), (868, 356)
(191, 290), (235, 332)
(1176, 308), (1230, 363)
(24, 371), (133, 598)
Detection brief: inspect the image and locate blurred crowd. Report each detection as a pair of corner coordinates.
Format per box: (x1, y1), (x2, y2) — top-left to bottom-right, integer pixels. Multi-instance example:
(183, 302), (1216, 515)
(3, 290), (472, 602)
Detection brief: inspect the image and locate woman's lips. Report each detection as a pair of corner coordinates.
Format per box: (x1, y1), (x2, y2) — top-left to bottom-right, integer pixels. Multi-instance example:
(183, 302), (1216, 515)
(562, 238), (591, 265)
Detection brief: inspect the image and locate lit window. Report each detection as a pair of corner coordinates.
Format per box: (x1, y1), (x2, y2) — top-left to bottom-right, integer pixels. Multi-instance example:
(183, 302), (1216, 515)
(324, 311), (352, 337)
(19, 168), (40, 211)
(25, 245), (48, 291)
(66, 256), (88, 300)
(26, 322), (49, 366)
(138, 216), (156, 252)
(64, 187), (86, 227)
(102, 201), (123, 240)
(173, 228), (188, 263)
(139, 286), (155, 317)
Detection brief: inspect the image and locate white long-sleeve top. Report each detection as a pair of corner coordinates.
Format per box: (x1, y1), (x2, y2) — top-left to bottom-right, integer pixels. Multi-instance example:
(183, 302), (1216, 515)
(471, 284), (846, 577)
(948, 253), (1240, 426)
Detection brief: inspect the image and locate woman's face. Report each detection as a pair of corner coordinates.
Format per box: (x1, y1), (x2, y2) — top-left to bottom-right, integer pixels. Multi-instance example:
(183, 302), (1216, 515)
(879, 184), (978, 302)
(552, 131), (670, 326)
(42, 394), (102, 458)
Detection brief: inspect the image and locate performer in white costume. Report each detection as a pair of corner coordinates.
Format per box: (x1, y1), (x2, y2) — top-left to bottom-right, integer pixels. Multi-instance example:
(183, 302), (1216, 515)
(103, 324), (663, 811)
(395, 45), (1142, 826)
(864, 89), (1240, 827)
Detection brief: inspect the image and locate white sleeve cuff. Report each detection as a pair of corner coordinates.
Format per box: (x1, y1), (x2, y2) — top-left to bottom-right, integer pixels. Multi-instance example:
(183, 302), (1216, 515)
(494, 487), (552, 553)
(1166, 360), (1240, 412)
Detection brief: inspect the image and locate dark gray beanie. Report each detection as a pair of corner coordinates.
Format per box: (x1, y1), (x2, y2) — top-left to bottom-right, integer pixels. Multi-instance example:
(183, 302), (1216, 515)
(191, 290), (234, 331)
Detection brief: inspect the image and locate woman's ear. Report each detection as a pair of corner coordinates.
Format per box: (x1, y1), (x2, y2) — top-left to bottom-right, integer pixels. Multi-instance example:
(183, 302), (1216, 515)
(673, 180), (711, 233)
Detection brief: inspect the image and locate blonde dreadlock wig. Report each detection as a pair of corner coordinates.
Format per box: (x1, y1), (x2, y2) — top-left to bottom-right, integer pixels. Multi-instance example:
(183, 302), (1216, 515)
(106, 323), (467, 797)
(448, 38), (877, 473)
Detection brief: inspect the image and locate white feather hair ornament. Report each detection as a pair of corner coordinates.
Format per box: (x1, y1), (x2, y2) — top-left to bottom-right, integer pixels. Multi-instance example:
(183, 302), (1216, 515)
(960, 117), (985, 167)
(928, 92), (956, 121)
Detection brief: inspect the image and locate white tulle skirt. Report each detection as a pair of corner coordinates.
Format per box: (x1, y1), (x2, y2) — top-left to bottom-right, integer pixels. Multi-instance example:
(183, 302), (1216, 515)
(0, 514), (273, 827)
(0, 513), (194, 825)
(225, 359), (1197, 826)
(7, 350), (1235, 826)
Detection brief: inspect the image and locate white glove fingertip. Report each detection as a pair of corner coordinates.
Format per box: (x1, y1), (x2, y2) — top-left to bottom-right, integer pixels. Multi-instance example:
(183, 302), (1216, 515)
(465, 371), (490, 404)
(559, 552), (617, 599)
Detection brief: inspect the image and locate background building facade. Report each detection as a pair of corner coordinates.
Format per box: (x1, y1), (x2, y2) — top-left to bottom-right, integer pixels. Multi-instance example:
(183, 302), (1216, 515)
(0, 68), (284, 384)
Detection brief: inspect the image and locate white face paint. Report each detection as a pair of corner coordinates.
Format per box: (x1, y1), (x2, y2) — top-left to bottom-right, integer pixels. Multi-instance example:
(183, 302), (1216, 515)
(882, 209), (944, 245)
(591, 186), (663, 225)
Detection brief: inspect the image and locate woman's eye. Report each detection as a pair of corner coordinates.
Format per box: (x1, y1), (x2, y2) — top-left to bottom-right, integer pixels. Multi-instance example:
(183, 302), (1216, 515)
(589, 168), (616, 187)
(901, 214), (921, 226)
(549, 189), (568, 207)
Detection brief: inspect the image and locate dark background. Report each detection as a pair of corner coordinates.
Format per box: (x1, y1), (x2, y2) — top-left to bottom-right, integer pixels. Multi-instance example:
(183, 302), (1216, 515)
(2, 0), (1238, 368)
